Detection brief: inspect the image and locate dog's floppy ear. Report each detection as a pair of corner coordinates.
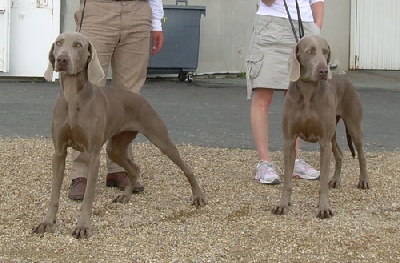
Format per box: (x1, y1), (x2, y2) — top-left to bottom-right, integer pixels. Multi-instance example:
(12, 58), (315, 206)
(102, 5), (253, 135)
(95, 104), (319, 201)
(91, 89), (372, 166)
(44, 43), (55, 82)
(87, 42), (105, 86)
(288, 43), (300, 82)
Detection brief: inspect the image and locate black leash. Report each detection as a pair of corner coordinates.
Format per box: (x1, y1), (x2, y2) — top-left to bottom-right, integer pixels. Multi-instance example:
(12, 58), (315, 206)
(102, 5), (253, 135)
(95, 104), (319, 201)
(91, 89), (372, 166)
(283, 0), (304, 43)
(78, 0), (87, 32)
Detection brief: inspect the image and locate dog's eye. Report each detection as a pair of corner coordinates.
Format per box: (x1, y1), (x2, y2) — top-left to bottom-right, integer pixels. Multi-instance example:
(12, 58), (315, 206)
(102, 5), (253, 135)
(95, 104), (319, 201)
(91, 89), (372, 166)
(306, 47), (316, 55)
(55, 41), (62, 46)
(75, 43), (83, 48)
(323, 49), (329, 55)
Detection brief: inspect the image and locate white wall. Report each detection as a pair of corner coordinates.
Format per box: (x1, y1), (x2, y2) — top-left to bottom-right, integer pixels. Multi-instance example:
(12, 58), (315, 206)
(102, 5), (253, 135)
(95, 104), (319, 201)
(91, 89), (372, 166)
(322, 0), (351, 72)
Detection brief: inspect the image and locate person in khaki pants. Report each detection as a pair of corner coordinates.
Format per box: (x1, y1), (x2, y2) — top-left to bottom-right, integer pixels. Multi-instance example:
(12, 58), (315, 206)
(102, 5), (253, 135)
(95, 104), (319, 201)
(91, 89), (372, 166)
(68, 0), (164, 200)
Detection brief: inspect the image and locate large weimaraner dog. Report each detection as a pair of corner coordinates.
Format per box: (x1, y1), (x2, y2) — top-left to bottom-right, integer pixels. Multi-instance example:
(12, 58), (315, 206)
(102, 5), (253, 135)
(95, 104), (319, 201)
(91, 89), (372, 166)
(33, 32), (206, 239)
(272, 35), (369, 218)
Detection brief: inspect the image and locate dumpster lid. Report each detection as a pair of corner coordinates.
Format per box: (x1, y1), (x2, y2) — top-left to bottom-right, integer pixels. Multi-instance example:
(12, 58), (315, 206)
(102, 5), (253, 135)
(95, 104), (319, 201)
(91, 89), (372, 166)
(163, 5), (206, 17)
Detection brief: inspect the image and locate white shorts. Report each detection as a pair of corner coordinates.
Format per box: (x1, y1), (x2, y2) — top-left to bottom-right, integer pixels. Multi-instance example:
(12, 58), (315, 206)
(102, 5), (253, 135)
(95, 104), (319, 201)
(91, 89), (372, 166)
(246, 15), (320, 99)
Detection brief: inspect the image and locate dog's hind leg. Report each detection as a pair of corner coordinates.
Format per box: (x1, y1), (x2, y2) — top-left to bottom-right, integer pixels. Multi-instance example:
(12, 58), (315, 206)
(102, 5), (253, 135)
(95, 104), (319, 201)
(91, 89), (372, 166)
(143, 123), (206, 208)
(343, 120), (369, 189)
(329, 133), (343, 189)
(337, 116), (356, 157)
(106, 131), (140, 203)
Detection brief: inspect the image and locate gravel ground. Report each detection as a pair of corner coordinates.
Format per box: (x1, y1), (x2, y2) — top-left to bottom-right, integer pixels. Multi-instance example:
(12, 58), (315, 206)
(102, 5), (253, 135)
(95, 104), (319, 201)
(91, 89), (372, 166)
(0, 137), (399, 262)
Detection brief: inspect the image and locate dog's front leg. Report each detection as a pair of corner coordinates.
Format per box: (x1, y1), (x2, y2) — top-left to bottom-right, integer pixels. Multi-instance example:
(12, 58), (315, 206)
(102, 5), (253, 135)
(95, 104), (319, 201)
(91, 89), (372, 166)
(72, 152), (100, 239)
(272, 137), (296, 215)
(317, 141), (333, 219)
(33, 148), (67, 234)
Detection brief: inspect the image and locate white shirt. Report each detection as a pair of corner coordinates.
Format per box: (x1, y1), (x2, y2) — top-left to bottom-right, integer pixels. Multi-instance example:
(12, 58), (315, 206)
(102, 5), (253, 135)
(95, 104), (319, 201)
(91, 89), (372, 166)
(257, 0), (324, 22)
(149, 0), (164, 31)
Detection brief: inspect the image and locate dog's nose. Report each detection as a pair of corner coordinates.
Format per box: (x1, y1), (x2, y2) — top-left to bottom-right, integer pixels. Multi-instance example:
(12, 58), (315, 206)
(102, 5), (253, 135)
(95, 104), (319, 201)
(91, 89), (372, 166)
(56, 55), (69, 65)
(55, 54), (70, 72)
(318, 65), (329, 79)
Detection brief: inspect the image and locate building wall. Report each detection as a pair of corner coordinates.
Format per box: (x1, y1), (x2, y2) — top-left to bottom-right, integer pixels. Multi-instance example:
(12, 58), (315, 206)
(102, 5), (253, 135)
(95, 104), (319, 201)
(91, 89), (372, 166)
(61, 0), (351, 74)
(322, 0), (351, 72)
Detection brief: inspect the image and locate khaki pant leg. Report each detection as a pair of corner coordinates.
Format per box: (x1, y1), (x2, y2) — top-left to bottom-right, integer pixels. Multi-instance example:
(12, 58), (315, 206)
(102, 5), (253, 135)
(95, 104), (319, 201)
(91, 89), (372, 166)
(107, 1), (151, 173)
(70, 151), (89, 180)
(70, 1), (151, 178)
(71, 1), (120, 179)
(74, 1), (120, 86)
(111, 1), (152, 93)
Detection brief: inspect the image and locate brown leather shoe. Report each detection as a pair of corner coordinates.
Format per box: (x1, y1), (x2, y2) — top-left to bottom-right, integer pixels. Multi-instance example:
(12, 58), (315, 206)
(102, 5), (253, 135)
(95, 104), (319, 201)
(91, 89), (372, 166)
(68, 177), (87, 201)
(106, 172), (144, 193)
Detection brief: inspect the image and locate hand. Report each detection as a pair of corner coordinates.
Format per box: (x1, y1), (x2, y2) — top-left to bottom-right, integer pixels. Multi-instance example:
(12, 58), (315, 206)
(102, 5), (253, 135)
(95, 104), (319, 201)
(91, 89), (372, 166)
(262, 0), (276, 7)
(150, 31), (164, 55)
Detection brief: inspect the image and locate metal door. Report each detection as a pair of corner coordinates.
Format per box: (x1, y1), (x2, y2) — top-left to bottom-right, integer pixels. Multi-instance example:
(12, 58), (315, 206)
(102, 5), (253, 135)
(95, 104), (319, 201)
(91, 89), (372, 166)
(350, 0), (400, 70)
(0, 0), (60, 77)
(0, 0), (11, 72)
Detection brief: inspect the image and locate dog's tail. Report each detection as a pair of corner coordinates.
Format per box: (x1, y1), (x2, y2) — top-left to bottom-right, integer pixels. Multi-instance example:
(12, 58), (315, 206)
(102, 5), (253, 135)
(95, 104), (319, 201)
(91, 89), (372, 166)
(336, 116), (356, 158)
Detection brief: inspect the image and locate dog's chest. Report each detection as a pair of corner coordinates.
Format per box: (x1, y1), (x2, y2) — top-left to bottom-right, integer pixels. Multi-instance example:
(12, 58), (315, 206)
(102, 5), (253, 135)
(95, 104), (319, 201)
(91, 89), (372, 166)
(61, 123), (89, 152)
(54, 111), (95, 152)
(290, 87), (335, 143)
(297, 116), (321, 143)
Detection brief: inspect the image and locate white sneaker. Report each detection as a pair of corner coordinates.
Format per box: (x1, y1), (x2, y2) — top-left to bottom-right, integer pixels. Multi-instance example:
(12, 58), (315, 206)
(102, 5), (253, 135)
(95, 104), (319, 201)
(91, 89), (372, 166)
(255, 161), (281, 184)
(293, 159), (320, 180)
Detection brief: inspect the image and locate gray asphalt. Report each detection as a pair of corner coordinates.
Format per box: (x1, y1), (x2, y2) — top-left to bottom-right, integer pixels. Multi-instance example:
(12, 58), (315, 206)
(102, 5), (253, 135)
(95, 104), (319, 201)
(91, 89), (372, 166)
(0, 70), (399, 151)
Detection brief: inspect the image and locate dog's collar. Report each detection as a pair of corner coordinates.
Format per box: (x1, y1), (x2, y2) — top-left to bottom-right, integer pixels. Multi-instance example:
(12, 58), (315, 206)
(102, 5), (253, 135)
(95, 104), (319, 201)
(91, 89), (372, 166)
(298, 78), (316, 83)
(298, 77), (327, 83)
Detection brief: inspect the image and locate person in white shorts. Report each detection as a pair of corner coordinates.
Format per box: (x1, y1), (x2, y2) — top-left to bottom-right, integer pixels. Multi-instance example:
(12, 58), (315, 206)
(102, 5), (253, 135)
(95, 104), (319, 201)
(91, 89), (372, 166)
(246, 0), (324, 184)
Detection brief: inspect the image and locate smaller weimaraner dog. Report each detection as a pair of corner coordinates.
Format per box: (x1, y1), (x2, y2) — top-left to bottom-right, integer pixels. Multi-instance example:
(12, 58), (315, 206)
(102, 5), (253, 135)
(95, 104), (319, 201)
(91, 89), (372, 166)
(272, 35), (369, 218)
(33, 32), (206, 239)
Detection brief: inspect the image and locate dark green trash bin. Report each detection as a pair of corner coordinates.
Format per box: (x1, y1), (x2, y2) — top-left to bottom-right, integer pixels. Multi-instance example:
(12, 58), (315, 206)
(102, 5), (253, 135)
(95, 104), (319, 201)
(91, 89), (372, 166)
(147, 0), (206, 83)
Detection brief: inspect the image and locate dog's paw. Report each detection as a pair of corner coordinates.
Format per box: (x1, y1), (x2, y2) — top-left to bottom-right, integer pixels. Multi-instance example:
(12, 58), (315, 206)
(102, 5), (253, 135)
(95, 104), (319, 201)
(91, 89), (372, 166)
(328, 179), (340, 189)
(272, 205), (289, 215)
(72, 226), (91, 239)
(192, 194), (207, 209)
(32, 222), (54, 235)
(316, 206), (333, 219)
(357, 180), (370, 190)
(112, 194), (131, 204)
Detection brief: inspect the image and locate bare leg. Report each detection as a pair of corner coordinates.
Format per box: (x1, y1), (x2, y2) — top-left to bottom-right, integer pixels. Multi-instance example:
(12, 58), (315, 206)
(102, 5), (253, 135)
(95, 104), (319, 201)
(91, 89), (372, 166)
(251, 88), (274, 161)
(295, 137), (301, 159)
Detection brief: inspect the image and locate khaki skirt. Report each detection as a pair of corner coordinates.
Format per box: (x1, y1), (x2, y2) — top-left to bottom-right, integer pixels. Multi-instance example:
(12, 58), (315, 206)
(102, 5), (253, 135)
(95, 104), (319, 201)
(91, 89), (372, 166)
(246, 15), (320, 99)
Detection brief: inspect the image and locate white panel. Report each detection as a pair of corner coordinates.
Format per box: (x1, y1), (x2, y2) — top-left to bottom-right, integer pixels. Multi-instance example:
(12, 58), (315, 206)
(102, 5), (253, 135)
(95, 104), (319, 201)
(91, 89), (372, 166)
(0, 0), (60, 77)
(350, 0), (400, 70)
(0, 0), (11, 72)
